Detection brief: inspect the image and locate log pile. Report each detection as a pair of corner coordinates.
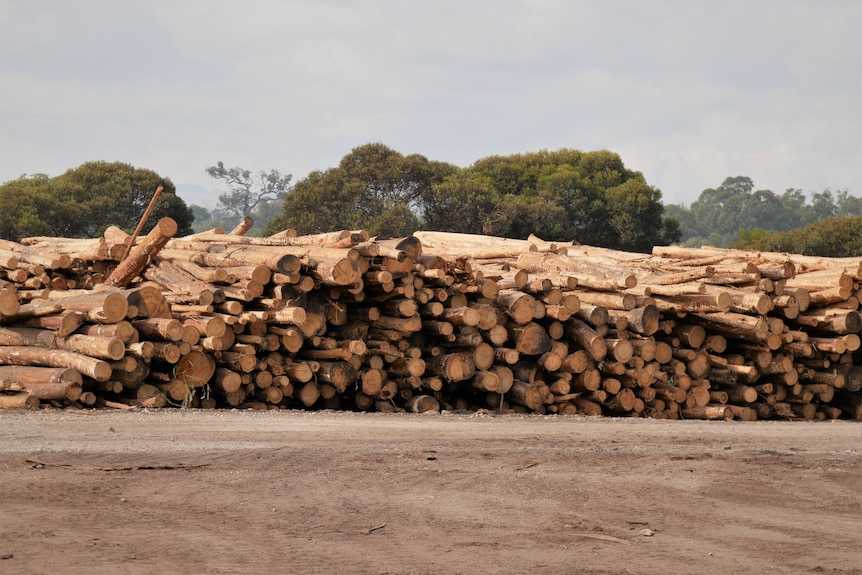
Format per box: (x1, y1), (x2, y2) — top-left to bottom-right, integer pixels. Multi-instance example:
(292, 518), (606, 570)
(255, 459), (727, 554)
(0, 222), (860, 420)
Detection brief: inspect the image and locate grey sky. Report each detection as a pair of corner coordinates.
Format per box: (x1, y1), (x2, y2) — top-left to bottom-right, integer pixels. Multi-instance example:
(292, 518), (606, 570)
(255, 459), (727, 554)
(1, 0), (859, 209)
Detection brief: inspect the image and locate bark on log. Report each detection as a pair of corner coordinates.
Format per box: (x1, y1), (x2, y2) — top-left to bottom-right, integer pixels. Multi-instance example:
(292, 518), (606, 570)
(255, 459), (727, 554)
(104, 218), (178, 287)
(0, 346), (111, 381)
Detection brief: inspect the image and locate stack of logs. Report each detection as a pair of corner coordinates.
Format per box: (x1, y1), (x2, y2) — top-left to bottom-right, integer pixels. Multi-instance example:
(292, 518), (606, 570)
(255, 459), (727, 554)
(0, 217), (860, 420)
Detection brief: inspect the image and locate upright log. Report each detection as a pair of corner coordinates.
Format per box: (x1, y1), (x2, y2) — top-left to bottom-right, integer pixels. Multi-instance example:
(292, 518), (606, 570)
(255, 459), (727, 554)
(104, 218), (178, 288)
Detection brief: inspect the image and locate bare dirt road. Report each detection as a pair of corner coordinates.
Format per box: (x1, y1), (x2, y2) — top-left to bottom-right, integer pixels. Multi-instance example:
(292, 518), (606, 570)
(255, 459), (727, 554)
(0, 409), (859, 575)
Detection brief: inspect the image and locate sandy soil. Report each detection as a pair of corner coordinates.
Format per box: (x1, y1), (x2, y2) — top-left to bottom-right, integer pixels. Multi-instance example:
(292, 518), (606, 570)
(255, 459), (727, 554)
(0, 409), (859, 575)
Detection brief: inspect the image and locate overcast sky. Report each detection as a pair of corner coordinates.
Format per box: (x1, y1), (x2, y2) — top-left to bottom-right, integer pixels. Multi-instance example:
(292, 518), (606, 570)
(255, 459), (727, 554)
(1, 0), (859, 209)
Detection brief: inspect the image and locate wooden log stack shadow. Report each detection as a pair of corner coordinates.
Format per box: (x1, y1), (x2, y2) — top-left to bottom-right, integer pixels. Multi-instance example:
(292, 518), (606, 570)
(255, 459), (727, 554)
(0, 222), (860, 420)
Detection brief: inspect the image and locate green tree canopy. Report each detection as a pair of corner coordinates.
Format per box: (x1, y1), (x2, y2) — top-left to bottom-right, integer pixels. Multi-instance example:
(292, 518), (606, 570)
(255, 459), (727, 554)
(668, 177), (860, 247)
(267, 144), (678, 251)
(734, 216), (862, 257)
(0, 161), (193, 240)
(466, 149), (678, 251)
(266, 143), (455, 237)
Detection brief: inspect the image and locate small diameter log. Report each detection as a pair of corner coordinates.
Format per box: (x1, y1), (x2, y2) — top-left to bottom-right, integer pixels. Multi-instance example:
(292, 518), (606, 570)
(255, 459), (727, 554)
(606, 339), (634, 363)
(45, 291), (129, 324)
(180, 316), (227, 339)
(572, 290), (636, 311)
(796, 310), (862, 335)
(23, 311), (85, 338)
(12, 381), (82, 402)
(0, 366), (82, 385)
(651, 293), (732, 314)
(132, 318), (184, 341)
(297, 382), (321, 407)
(267, 306), (307, 325)
(0, 346), (111, 381)
(691, 312), (769, 341)
(229, 216), (254, 236)
(681, 405), (733, 420)
(574, 302), (609, 326)
(160, 246), (301, 276)
(104, 217), (178, 287)
(213, 368), (242, 393)
(0, 287), (21, 317)
(564, 318), (607, 361)
(0, 327), (125, 361)
(144, 259), (216, 305)
(0, 393), (41, 409)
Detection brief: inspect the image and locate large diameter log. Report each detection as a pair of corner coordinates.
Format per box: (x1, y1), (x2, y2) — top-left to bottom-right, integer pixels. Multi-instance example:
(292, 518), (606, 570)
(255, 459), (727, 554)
(495, 290), (538, 325)
(427, 352), (476, 382)
(308, 256), (360, 286)
(112, 357), (150, 389)
(506, 380), (549, 411)
(831, 365), (862, 393)
(506, 322), (552, 356)
(104, 217), (178, 287)
(0, 346), (111, 381)
(173, 350), (216, 388)
(610, 305), (660, 336)
(315, 361), (358, 392)
(123, 285), (172, 319)
(406, 394), (440, 413)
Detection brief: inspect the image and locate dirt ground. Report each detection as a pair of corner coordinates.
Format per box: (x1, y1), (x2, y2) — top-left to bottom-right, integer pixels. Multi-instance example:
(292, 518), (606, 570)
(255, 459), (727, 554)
(0, 409), (859, 575)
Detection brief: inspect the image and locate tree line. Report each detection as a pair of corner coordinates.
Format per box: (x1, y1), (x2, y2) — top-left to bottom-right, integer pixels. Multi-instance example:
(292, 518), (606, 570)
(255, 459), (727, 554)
(3, 148), (857, 257)
(0, 161), (194, 239)
(665, 176), (862, 249)
(264, 143), (680, 252)
(0, 145), (680, 254)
